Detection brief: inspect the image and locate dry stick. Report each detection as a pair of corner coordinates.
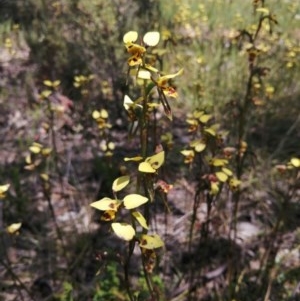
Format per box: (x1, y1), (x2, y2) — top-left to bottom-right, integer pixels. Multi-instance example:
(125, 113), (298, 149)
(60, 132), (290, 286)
(44, 98), (69, 260)
(124, 240), (135, 301)
(42, 185), (68, 260)
(187, 189), (201, 301)
(0, 234), (28, 301)
(0, 202), (3, 230)
(0, 259), (28, 301)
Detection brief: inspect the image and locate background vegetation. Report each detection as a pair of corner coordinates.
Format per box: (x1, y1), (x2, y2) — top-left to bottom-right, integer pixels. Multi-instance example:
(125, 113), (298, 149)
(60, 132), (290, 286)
(0, 0), (299, 300)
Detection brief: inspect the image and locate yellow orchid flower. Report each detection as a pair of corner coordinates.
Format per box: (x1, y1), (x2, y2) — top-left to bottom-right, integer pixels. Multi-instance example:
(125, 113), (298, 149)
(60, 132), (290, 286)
(125, 42), (146, 56)
(128, 52), (143, 66)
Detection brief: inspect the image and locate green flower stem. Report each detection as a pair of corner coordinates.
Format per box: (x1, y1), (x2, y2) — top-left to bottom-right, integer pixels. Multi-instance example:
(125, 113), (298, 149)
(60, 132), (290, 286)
(229, 15), (266, 299)
(141, 79), (149, 160)
(124, 240), (136, 301)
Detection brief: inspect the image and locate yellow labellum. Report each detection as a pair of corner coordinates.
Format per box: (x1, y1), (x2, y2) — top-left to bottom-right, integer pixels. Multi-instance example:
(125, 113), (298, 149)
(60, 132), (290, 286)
(101, 210), (116, 221)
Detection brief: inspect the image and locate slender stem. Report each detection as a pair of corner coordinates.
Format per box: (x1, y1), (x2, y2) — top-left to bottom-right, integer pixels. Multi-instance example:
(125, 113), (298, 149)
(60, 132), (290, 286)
(44, 96), (69, 261)
(229, 16), (264, 297)
(0, 259), (27, 301)
(124, 240), (135, 301)
(42, 185), (68, 260)
(141, 79), (148, 159)
(141, 253), (155, 299)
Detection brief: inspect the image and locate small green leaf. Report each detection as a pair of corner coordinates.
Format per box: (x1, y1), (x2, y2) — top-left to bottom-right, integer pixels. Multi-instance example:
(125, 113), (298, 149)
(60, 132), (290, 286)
(139, 234), (164, 249)
(112, 223), (135, 241)
(112, 176), (130, 192)
(145, 82), (156, 96)
(123, 194), (149, 209)
(132, 211), (148, 229)
(144, 64), (159, 73)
